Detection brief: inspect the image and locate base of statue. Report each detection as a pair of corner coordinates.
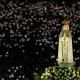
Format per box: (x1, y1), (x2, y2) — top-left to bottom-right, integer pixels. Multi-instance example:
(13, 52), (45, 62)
(58, 61), (75, 67)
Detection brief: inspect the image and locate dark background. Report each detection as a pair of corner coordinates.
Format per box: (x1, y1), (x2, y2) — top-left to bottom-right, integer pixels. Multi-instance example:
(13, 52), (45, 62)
(0, 0), (80, 79)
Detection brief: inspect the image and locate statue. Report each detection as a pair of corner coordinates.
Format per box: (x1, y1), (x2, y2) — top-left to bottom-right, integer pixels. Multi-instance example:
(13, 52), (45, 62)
(58, 18), (74, 66)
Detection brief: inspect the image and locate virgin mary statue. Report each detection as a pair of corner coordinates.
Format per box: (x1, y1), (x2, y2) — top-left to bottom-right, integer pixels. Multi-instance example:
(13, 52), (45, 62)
(58, 18), (74, 66)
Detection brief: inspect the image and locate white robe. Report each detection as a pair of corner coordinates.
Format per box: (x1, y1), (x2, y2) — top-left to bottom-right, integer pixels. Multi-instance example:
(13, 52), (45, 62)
(58, 32), (74, 64)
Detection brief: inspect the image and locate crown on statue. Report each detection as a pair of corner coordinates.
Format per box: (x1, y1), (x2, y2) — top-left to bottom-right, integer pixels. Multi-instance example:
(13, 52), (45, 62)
(62, 17), (70, 31)
(64, 17), (70, 26)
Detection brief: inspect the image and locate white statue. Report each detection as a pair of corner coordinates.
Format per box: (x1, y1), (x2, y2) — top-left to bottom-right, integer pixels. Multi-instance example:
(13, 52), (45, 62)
(58, 18), (74, 66)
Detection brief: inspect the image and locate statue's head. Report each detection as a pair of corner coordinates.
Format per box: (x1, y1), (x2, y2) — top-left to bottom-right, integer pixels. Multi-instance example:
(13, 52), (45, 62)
(60, 17), (71, 36)
(63, 17), (70, 31)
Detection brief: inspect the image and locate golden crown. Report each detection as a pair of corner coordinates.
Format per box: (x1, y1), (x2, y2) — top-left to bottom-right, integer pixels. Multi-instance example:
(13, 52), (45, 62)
(64, 17), (70, 25)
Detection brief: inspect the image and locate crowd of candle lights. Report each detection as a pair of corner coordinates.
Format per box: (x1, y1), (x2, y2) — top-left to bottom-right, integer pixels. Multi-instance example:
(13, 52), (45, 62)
(0, 0), (80, 79)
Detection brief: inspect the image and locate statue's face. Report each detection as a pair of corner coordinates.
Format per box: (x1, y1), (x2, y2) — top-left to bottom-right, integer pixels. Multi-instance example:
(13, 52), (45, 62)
(63, 25), (68, 31)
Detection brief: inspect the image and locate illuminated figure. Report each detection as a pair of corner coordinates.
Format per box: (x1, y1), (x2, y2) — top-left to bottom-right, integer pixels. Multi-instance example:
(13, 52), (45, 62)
(58, 18), (74, 66)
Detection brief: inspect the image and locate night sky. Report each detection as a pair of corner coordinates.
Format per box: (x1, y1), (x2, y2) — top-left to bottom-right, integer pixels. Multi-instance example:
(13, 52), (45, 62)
(0, 0), (80, 80)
